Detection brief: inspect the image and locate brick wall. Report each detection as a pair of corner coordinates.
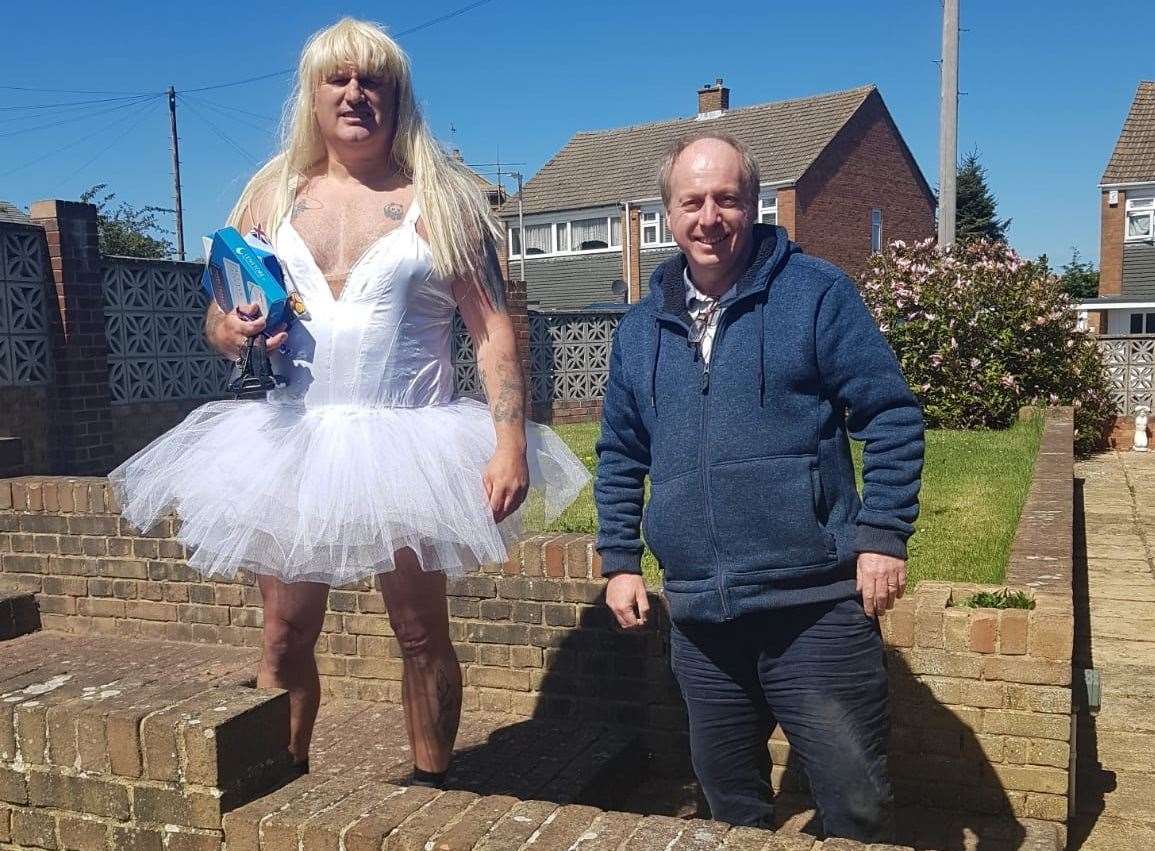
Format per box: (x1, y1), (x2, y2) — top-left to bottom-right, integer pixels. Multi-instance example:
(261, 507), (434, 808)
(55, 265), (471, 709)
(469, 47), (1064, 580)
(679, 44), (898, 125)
(0, 408), (1076, 840)
(794, 90), (936, 278)
(1099, 190), (1124, 297)
(0, 388), (51, 476)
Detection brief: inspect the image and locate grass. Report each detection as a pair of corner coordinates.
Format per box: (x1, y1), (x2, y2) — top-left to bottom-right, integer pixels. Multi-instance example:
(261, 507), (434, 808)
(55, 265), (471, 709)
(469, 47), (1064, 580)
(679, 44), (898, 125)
(532, 415), (1043, 589)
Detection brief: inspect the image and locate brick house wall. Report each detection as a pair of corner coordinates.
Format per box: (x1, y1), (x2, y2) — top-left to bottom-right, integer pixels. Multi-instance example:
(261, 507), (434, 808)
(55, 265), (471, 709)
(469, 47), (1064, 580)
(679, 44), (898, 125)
(1100, 190), (1125, 297)
(793, 90), (936, 278)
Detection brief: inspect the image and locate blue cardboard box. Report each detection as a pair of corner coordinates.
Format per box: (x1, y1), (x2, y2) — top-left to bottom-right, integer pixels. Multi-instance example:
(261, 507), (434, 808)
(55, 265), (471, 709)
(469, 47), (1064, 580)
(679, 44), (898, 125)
(201, 227), (290, 328)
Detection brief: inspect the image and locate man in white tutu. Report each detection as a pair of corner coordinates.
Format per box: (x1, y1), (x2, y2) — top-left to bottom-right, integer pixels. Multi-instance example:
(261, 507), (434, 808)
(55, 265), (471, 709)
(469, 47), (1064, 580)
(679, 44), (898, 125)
(110, 18), (588, 785)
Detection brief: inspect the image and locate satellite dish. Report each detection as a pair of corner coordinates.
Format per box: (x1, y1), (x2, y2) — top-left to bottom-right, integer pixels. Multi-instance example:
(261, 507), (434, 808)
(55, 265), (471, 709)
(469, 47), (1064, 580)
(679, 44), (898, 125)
(610, 278), (627, 297)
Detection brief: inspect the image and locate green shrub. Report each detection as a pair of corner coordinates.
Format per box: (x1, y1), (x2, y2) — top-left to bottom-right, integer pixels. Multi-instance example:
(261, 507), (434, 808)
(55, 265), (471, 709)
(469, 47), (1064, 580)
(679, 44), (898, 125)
(957, 588), (1036, 610)
(858, 238), (1114, 455)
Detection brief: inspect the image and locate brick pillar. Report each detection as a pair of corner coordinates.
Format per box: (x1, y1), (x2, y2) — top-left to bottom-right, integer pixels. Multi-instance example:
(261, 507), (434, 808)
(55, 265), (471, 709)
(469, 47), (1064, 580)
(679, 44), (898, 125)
(29, 200), (114, 475)
(505, 277), (533, 416)
(625, 207), (642, 304)
(1100, 189), (1124, 297)
(495, 220), (511, 282)
(776, 186), (797, 241)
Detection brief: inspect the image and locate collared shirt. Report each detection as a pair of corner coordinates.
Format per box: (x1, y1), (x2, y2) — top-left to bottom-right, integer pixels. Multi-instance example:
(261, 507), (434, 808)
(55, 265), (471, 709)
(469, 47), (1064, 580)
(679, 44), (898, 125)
(684, 268), (737, 364)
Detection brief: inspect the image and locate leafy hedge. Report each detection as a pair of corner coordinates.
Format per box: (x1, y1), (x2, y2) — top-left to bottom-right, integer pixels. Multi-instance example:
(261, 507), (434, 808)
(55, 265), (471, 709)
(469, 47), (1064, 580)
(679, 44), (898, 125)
(858, 238), (1113, 455)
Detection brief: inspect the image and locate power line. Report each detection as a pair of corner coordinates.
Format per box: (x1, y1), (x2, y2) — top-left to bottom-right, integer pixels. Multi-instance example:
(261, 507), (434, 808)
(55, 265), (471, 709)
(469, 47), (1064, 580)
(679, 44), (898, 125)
(0, 93), (161, 112)
(0, 84), (159, 96)
(176, 94), (258, 164)
(176, 0), (501, 95)
(0, 94), (159, 139)
(52, 98), (161, 192)
(181, 93), (278, 132)
(0, 96), (163, 179)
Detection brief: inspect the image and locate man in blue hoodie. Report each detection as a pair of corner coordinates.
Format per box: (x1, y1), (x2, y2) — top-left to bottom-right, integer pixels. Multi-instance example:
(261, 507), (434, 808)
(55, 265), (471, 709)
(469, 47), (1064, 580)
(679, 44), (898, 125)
(595, 132), (924, 841)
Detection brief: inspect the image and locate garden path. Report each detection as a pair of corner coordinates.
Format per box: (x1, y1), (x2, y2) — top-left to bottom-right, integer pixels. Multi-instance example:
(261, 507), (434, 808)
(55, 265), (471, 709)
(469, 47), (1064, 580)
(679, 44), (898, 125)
(1071, 450), (1155, 850)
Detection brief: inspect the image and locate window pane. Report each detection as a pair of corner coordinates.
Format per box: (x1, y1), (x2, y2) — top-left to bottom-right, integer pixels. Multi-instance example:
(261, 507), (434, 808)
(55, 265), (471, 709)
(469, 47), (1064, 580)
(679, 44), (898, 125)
(1130, 198), (1155, 209)
(509, 227), (521, 256)
(556, 223), (569, 252)
(871, 208), (883, 253)
(662, 215), (672, 244)
(524, 223), (553, 254)
(1147, 313), (1155, 334)
(1129, 212), (1152, 239)
(760, 211), (777, 225)
(1132, 313), (1145, 334)
(572, 217), (609, 250)
(642, 224), (658, 244)
(610, 216), (621, 247)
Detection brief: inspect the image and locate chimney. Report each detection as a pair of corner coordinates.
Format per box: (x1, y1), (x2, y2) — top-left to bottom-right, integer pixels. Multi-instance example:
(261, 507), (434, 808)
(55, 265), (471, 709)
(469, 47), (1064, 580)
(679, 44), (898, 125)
(697, 78), (730, 118)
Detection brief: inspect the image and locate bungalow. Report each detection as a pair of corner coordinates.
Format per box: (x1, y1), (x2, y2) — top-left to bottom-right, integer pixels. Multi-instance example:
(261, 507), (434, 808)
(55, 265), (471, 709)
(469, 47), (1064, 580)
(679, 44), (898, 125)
(498, 81), (936, 309)
(1079, 81), (1155, 334)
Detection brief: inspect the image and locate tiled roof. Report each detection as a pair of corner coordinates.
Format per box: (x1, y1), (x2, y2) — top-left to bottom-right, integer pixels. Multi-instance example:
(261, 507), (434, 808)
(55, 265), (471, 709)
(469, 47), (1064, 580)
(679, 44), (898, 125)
(1103, 82), (1155, 184)
(499, 84), (876, 217)
(0, 200), (32, 225)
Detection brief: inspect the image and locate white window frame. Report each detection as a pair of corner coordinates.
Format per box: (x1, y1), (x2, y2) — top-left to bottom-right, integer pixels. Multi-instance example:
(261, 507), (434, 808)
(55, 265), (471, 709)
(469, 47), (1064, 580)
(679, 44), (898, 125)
(640, 208), (676, 248)
(506, 210), (623, 258)
(1126, 196), (1155, 243)
(758, 191), (777, 226)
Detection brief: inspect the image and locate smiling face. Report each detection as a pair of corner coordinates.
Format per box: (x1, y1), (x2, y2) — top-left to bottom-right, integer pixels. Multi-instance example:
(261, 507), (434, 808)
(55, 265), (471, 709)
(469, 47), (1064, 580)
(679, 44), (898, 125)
(313, 66), (395, 152)
(665, 138), (756, 293)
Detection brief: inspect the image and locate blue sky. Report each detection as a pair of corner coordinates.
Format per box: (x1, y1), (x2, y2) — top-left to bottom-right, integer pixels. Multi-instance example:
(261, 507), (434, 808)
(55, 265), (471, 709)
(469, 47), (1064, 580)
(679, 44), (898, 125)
(0, 0), (1147, 268)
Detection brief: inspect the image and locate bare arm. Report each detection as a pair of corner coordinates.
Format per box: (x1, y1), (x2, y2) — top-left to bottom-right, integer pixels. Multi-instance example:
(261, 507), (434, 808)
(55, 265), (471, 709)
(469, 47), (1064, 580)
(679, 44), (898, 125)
(452, 250), (528, 521)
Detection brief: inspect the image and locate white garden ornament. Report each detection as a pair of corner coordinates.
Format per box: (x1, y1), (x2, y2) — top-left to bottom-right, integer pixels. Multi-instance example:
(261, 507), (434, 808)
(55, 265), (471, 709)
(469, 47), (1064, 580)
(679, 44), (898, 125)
(1135, 406), (1150, 452)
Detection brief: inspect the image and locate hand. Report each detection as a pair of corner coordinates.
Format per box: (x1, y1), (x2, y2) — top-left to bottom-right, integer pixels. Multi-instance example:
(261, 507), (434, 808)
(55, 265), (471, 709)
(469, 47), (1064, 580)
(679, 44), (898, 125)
(207, 303), (287, 360)
(857, 552), (907, 618)
(605, 573), (650, 629)
(482, 446), (529, 522)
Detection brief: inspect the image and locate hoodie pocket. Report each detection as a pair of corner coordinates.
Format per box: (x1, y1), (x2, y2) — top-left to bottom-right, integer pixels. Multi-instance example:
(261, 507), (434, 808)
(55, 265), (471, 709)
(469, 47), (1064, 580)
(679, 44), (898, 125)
(710, 455), (837, 570)
(642, 469), (713, 576)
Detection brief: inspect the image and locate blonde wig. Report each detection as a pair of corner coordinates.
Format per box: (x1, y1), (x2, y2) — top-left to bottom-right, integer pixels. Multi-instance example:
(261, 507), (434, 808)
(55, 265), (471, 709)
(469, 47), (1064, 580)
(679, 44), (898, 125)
(228, 17), (500, 283)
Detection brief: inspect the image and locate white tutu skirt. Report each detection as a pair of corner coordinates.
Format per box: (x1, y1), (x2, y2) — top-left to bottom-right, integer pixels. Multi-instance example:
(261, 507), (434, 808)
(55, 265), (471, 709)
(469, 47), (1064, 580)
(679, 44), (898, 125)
(109, 397), (590, 585)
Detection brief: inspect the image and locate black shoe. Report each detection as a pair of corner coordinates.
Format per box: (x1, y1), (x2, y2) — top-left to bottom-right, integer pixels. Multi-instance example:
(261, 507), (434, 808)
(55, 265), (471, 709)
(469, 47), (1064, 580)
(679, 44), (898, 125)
(409, 766), (447, 789)
(290, 759), (310, 777)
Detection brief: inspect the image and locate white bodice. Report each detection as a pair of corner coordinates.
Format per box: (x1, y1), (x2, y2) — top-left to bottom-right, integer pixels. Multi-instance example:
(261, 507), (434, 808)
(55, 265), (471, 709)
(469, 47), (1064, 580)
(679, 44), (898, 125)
(267, 202), (459, 408)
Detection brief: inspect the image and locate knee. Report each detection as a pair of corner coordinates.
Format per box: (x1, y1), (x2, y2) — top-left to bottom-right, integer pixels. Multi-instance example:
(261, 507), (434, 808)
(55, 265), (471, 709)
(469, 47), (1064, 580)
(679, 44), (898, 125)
(263, 618), (318, 673)
(391, 614), (447, 662)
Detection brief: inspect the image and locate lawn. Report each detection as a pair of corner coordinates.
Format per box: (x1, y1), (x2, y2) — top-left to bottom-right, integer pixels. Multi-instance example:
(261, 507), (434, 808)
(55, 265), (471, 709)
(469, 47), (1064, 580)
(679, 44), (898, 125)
(531, 415), (1043, 588)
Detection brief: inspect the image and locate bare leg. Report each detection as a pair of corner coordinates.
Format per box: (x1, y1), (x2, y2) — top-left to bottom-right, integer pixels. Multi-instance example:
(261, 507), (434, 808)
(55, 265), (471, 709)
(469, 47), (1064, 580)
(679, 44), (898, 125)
(378, 550), (461, 774)
(256, 575), (330, 764)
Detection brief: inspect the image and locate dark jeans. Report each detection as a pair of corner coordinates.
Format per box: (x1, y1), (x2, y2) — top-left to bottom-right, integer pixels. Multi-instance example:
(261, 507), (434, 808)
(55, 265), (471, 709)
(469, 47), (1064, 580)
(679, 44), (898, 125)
(669, 597), (892, 842)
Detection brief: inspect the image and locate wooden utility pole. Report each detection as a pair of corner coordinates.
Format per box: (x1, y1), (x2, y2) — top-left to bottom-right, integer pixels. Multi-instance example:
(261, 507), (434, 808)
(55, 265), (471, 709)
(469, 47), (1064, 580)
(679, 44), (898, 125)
(937, 0), (959, 248)
(167, 86), (186, 261)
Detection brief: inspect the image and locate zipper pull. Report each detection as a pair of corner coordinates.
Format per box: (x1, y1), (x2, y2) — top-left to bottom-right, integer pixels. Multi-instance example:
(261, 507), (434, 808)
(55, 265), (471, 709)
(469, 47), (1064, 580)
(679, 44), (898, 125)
(701, 362), (710, 393)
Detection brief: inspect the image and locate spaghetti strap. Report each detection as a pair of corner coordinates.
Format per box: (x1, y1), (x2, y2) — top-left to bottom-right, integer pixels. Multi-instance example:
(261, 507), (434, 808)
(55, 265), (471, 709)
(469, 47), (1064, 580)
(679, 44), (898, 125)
(403, 199), (422, 227)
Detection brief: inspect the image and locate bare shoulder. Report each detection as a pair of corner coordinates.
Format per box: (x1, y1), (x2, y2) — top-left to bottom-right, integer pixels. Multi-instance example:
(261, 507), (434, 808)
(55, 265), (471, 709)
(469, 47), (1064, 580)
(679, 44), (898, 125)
(238, 183), (277, 234)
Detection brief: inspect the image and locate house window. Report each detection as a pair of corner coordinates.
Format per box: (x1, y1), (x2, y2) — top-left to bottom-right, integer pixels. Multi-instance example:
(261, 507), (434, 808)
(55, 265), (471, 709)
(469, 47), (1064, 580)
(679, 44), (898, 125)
(555, 222), (570, 253)
(871, 208), (883, 254)
(1129, 313), (1155, 334)
(1126, 197), (1154, 241)
(758, 192), (776, 225)
(641, 210), (676, 247)
(610, 216), (622, 247)
(571, 217), (609, 250)
(641, 211), (661, 245)
(523, 223), (553, 255)
(509, 227), (521, 258)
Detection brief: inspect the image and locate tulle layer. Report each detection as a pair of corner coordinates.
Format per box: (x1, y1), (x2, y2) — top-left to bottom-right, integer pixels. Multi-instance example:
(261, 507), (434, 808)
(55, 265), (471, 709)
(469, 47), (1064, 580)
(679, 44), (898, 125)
(108, 398), (590, 586)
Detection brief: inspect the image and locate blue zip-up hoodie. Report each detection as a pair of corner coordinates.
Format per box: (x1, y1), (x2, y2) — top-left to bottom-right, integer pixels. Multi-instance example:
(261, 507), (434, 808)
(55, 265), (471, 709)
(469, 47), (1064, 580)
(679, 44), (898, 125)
(594, 225), (924, 624)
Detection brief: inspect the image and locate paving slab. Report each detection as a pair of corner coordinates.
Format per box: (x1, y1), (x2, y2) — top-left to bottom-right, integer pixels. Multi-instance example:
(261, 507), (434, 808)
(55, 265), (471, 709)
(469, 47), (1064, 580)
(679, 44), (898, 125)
(1073, 450), (1155, 850)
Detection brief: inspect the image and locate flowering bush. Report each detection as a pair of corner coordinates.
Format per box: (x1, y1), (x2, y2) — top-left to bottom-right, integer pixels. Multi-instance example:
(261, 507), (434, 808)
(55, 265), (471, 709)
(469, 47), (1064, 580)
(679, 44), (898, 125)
(858, 238), (1113, 455)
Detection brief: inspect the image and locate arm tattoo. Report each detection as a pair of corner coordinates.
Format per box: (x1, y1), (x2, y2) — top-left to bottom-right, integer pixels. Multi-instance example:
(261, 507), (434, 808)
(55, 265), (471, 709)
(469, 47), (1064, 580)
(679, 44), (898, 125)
(485, 360), (525, 424)
(479, 236), (507, 312)
(384, 202), (404, 220)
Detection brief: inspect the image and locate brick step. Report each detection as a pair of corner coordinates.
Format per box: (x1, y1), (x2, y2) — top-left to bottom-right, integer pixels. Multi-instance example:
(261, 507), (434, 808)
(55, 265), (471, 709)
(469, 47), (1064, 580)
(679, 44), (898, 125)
(0, 583), (39, 641)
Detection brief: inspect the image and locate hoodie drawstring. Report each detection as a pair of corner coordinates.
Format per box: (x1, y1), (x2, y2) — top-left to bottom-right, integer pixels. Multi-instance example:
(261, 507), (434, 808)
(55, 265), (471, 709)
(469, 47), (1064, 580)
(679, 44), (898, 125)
(757, 298), (766, 407)
(650, 319), (662, 410)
